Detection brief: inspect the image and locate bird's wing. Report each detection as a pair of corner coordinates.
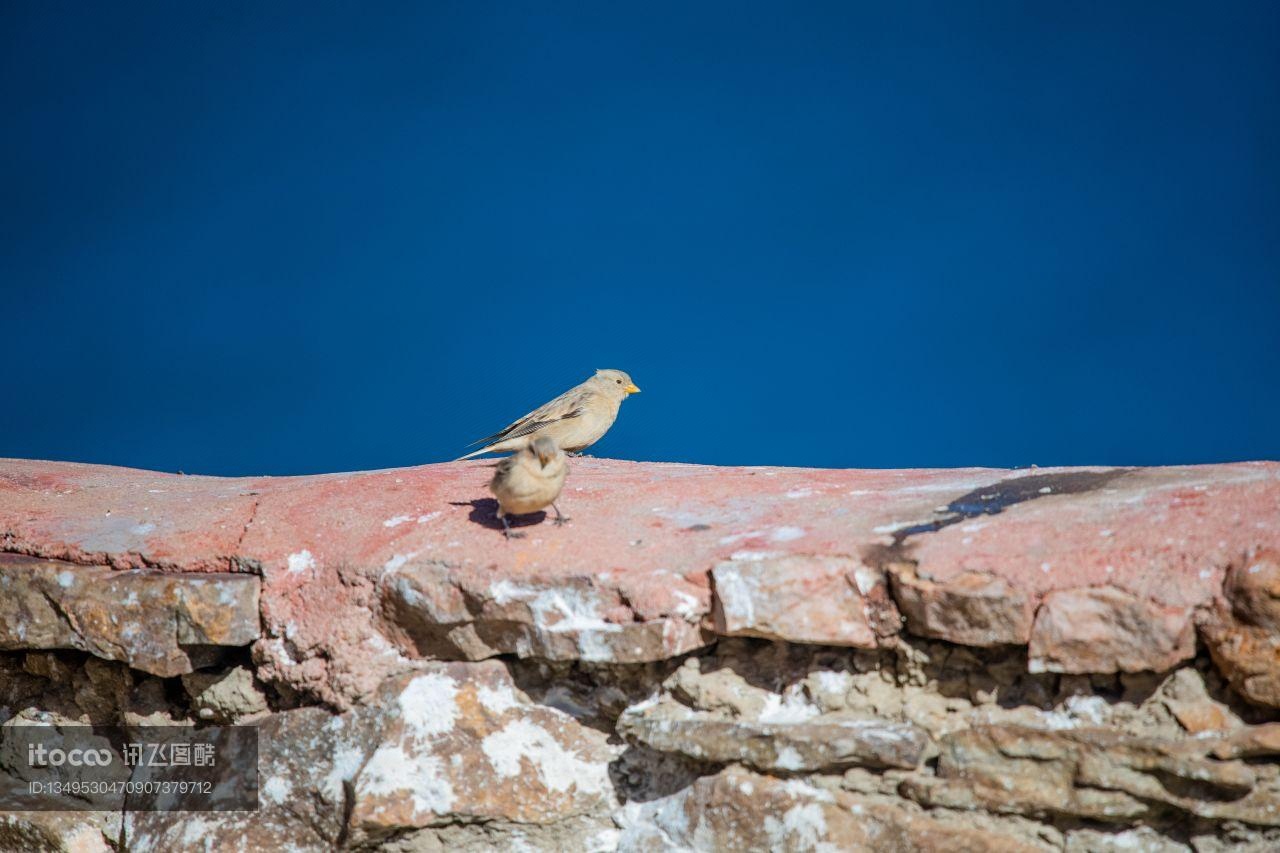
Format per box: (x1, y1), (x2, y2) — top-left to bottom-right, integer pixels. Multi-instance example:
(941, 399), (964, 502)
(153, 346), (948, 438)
(467, 388), (591, 449)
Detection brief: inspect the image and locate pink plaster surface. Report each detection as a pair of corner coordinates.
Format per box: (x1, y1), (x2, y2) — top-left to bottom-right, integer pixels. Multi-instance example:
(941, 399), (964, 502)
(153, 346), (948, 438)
(2, 457), (1017, 586)
(906, 463), (1280, 610)
(3, 457), (1277, 705)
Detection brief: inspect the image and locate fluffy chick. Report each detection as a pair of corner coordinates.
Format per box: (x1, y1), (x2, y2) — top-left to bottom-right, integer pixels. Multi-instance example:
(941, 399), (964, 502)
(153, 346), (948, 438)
(457, 369), (639, 461)
(488, 436), (569, 538)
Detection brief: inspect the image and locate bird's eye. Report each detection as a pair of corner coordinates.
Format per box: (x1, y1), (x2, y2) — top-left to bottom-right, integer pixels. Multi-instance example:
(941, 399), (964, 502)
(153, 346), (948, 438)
(616, 379), (622, 384)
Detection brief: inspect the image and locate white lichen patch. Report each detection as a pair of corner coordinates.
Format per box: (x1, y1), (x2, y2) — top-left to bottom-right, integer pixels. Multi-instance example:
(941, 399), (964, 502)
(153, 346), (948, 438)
(480, 718), (609, 797)
(356, 744), (455, 818)
(780, 778), (835, 803)
(774, 746), (805, 770)
(852, 565), (882, 595)
(383, 515), (414, 528)
(758, 688), (821, 724)
(489, 579), (527, 605)
(489, 581), (632, 661)
(713, 564), (760, 626)
(811, 669), (854, 697)
(261, 774), (293, 805)
(1042, 694), (1113, 730)
(491, 582), (622, 635)
(574, 629), (622, 661)
(764, 802), (834, 853)
(262, 637), (297, 667)
(477, 682), (521, 715)
(397, 672), (459, 739)
(671, 589), (703, 621)
(322, 741), (368, 802)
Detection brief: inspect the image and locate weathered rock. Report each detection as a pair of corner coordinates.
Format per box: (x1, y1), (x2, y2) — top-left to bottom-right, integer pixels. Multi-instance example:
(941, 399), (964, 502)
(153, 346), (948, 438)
(1212, 722), (1280, 759)
(21, 653), (75, 685)
(373, 815), (620, 852)
(1028, 586), (1196, 674)
(898, 464), (1278, 673)
(1159, 667), (1242, 734)
(664, 655), (779, 719)
(0, 555), (259, 677)
(618, 697), (932, 771)
(1191, 830), (1280, 853)
(383, 563), (711, 664)
(1064, 827), (1191, 853)
(618, 766), (1050, 852)
(70, 657), (134, 723)
(905, 727), (1149, 823)
(0, 812), (120, 853)
(346, 662), (617, 844)
(124, 704), (363, 851)
(1200, 549), (1280, 708)
(711, 555), (896, 647)
(888, 564), (1033, 646)
(908, 723), (1280, 826)
(129, 660), (619, 849)
(181, 665), (270, 722)
(1225, 548), (1280, 628)
(1201, 616), (1280, 710)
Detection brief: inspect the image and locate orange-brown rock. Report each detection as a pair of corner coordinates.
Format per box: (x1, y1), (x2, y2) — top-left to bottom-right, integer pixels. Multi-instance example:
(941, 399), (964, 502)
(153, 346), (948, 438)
(0, 554), (258, 677)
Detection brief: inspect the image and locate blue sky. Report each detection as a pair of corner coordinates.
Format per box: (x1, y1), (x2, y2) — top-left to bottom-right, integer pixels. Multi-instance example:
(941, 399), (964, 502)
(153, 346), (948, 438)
(3, 2), (1278, 475)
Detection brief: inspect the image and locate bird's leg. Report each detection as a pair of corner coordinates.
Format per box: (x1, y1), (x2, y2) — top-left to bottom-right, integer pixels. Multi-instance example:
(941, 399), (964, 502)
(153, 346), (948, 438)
(500, 513), (524, 540)
(552, 502), (570, 526)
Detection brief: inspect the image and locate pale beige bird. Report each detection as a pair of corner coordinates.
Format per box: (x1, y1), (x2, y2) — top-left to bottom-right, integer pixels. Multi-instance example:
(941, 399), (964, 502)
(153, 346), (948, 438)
(488, 436), (569, 538)
(456, 369), (640, 461)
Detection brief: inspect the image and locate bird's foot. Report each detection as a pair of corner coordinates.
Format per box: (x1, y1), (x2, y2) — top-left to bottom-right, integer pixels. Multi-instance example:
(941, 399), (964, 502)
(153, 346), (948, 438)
(552, 503), (571, 526)
(500, 516), (525, 540)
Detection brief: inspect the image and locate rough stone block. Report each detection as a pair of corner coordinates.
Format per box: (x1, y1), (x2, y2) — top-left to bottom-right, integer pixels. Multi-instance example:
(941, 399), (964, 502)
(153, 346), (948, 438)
(0, 555), (259, 677)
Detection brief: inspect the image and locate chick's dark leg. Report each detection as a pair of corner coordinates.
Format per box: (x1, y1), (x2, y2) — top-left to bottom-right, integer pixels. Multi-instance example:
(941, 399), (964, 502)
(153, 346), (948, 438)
(500, 511), (524, 540)
(552, 502), (570, 526)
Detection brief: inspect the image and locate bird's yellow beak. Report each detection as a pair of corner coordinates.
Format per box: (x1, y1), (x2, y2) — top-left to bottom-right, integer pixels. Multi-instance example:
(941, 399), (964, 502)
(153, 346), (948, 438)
(624, 383), (641, 395)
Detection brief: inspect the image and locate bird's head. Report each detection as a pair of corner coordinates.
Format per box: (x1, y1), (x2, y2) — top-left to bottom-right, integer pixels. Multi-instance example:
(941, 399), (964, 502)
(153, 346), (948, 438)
(593, 368), (641, 398)
(530, 436), (560, 468)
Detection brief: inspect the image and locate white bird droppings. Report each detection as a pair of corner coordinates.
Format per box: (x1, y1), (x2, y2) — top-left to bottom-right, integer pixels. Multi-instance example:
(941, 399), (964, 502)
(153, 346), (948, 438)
(286, 550), (316, 575)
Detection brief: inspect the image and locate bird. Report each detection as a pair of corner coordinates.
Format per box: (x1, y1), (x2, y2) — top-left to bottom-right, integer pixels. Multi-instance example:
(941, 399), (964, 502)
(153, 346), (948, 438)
(456, 369), (640, 461)
(488, 436), (569, 538)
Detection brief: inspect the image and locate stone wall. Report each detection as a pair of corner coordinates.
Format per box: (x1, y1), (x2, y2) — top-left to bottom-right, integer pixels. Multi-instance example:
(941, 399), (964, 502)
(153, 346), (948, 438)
(1, 458), (1278, 851)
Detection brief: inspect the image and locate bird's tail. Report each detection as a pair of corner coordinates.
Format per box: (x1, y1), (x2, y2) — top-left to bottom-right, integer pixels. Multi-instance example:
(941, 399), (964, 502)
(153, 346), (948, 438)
(454, 447), (490, 462)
